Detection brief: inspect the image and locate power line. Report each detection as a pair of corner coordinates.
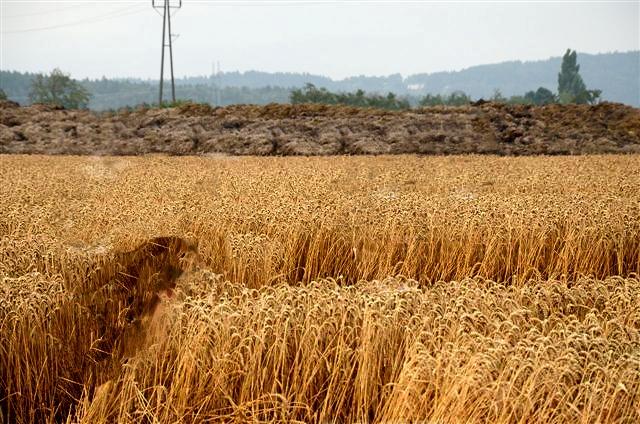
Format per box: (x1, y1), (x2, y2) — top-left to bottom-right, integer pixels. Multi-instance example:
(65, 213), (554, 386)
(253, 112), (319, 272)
(1, 5), (147, 34)
(1, 4), (80, 19)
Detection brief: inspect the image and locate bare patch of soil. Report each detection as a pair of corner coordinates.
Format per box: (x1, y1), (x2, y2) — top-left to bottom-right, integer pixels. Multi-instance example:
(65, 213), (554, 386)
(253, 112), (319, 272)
(1, 101), (638, 155)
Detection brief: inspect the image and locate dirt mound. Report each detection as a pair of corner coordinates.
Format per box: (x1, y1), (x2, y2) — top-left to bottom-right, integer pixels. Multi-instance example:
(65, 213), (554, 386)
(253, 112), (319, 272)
(1, 100), (638, 155)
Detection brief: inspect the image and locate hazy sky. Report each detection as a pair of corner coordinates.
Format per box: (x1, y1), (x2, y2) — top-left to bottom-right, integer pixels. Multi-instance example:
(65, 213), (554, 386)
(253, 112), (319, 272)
(1, 1), (638, 80)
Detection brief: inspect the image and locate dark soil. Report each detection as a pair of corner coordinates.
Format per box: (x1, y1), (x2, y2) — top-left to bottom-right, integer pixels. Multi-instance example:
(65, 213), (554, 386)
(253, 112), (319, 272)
(1, 101), (638, 155)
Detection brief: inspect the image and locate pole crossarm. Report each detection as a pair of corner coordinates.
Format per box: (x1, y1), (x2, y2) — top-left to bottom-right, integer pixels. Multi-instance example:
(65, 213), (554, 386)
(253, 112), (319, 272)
(152, 0), (182, 9)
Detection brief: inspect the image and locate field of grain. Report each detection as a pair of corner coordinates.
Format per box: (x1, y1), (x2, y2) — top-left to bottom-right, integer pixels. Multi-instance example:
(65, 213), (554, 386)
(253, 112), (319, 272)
(1, 154), (639, 423)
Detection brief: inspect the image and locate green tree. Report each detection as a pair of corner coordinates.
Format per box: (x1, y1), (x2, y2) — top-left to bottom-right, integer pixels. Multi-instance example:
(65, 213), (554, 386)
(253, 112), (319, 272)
(524, 87), (556, 105)
(558, 49), (601, 104)
(419, 91), (471, 107)
(29, 68), (91, 109)
(0, 88), (7, 101)
(446, 91), (471, 106)
(419, 93), (445, 106)
(291, 83), (409, 110)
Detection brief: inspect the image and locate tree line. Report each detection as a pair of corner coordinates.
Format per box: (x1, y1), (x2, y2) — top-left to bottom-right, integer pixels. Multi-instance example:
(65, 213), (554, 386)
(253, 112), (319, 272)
(292, 50), (601, 109)
(290, 84), (411, 110)
(0, 49), (602, 110)
(0, 71), (293, 110)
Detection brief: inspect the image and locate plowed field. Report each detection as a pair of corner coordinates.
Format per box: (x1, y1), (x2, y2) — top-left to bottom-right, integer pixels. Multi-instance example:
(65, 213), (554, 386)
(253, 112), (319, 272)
(1, 101), (639, 155)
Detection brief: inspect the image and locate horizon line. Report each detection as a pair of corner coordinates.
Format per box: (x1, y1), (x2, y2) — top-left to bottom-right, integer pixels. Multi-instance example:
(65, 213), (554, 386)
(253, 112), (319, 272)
(1, 49), (637, 82)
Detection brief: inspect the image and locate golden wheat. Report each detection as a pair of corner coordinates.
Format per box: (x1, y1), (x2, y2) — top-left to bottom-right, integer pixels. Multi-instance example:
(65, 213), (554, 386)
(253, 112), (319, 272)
(1, 154), (639, 423)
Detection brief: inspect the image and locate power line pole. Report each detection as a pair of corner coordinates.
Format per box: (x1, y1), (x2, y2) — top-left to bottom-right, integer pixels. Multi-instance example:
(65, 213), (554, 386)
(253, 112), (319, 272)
(214, 60), (219, 106)
(216, 61), (222, 106)
(210, 60), (222, 106)
(153, 0), (181, 105)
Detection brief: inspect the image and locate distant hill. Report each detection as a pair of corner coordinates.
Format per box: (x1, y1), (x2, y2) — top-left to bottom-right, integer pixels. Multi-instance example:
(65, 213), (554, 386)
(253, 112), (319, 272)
(181, 51), (639, 106)
(404, 51), (639, 106)
(0, 71), (295, 111)
(1, 51), (637, 109)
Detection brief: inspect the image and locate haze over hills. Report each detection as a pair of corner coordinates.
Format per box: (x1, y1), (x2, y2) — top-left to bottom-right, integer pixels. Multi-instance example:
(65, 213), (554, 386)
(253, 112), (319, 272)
(405, 51), (639, 106)
(196, 51), (639, 106)
(1, 51), (638, 109)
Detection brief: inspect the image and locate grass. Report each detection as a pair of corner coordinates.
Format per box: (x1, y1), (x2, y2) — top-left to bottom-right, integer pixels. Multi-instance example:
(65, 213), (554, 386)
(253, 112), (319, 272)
(1, 154), (639, 423)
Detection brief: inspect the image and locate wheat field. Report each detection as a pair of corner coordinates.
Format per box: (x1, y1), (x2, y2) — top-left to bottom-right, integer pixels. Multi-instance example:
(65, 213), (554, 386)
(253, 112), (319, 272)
(1, 154), (639, 423)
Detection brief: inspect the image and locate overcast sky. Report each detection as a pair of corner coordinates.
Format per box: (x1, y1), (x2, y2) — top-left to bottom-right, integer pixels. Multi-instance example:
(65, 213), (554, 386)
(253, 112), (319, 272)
(1, 1), (638, 80)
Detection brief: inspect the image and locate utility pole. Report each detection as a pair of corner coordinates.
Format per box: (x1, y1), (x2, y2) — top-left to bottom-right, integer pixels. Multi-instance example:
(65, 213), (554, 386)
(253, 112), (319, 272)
(210, 60), (222, 106)
(153, 0), (181, 105)
(216, 61), (222, 106)
(214, 60), (219, 106)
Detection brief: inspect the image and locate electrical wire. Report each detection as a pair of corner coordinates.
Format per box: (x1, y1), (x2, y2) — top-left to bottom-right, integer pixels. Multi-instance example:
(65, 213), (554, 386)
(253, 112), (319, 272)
(1, 5), (148, 34)
(1, 4), (80, 19)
